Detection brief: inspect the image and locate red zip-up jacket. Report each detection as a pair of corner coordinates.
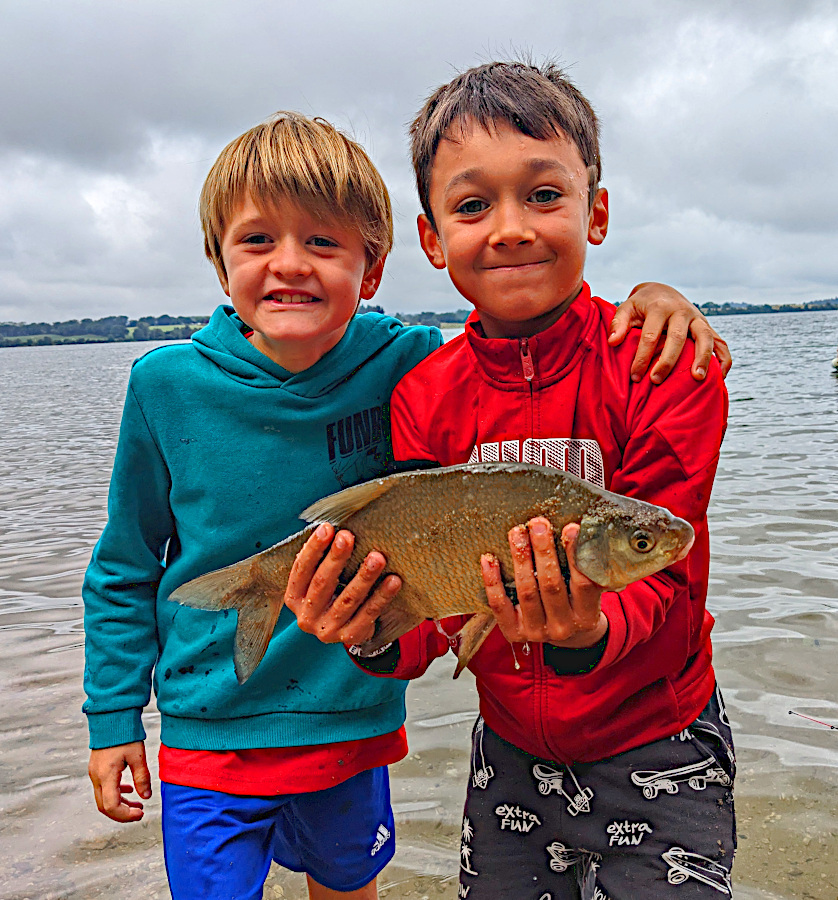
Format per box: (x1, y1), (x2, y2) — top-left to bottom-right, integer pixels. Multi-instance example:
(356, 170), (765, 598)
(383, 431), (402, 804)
(354, 284), (728, 764)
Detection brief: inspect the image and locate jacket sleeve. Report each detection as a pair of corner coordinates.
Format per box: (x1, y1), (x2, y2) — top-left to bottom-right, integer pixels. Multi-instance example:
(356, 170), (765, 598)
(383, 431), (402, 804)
(82, 378), (174, 749)
(347, 618), (460, 679)
(595, 356), (727, 670)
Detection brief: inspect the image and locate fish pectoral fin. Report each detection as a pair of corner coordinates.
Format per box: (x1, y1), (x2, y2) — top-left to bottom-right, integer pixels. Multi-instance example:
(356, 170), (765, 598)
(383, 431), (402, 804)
(357, 606), (425, 655)
(453, 613), (496, 679)
(300, 478), (397, 526)
(233, 596), (282, 685)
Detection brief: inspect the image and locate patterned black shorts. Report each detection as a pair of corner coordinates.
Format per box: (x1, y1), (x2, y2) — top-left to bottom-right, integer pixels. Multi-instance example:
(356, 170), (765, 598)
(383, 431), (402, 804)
(458, 686), (736, 900)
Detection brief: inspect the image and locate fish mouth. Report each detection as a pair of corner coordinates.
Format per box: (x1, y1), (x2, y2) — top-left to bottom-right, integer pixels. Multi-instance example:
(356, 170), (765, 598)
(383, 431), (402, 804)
(674, 533), (695, 562)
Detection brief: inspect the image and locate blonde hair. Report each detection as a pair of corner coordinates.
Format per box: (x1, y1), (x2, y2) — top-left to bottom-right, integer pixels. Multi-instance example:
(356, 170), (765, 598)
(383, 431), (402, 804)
(200, 111), (393, 280)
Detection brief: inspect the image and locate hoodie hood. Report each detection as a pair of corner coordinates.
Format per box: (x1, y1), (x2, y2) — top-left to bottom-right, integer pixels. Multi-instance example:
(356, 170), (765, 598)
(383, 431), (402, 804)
(191, 305), (407, 398)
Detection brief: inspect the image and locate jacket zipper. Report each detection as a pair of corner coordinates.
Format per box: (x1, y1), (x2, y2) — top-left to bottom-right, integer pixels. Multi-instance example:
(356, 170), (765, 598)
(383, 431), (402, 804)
(519, 337), (535, 382)
(521, 335), (550, 756)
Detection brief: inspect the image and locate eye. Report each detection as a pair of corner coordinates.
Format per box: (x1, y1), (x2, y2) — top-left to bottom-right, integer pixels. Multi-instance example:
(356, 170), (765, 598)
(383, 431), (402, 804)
(455, 198), (488, 216)
(629, 530), (656, 553)
(528, 188), (560, 204)
(310, 236), (339, 248)
(242, 233), (271, 245)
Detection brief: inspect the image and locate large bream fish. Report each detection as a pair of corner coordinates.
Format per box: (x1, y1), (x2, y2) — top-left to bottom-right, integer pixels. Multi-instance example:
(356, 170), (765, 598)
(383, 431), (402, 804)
(169, 462), (694, 683)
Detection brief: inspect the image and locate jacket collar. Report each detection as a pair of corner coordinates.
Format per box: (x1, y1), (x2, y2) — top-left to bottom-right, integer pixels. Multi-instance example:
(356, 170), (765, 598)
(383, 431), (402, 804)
(464, 283), (597, 387)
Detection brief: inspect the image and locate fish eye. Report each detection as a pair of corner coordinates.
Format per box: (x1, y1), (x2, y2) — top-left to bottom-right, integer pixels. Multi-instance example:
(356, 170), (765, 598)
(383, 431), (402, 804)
(629, 530), (655, 553)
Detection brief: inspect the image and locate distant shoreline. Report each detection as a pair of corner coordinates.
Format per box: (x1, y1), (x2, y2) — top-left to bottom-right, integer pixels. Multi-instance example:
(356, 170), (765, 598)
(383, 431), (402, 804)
(1, 301), (836, 349)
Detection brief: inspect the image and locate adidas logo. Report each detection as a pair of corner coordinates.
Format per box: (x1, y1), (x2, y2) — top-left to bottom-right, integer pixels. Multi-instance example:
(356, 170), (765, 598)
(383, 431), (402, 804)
(370, 824), (391, 856)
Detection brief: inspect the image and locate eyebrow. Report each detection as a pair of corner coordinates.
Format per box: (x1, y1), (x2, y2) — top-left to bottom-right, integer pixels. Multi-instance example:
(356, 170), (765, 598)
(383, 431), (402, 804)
(443, 158), (573, 196)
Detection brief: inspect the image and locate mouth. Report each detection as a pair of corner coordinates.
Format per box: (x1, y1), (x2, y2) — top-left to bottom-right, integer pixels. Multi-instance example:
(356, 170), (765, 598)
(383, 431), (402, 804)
(483, 260), (550, 273)
(264, 292), (321, 305)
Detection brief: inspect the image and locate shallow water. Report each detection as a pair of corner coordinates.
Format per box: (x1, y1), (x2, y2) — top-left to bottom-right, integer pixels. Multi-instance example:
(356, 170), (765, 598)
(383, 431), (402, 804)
(0, 311), (836, 899)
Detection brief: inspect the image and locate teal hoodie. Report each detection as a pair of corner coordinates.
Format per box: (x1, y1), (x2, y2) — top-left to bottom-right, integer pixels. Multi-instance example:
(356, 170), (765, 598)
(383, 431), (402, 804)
(83, 306), (442, 750)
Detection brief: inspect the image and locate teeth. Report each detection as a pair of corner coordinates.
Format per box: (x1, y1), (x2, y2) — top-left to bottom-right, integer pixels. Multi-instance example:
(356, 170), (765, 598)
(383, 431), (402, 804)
(268, 294), (316, 304)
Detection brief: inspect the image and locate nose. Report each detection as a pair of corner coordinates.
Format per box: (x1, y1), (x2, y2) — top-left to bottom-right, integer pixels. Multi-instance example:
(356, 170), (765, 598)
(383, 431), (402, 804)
(268, 238), (313, 279)
(488, 200), (536, 248)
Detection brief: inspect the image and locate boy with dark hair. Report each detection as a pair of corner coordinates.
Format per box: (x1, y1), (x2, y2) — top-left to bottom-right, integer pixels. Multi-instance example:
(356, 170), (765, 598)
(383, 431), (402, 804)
(290, 62), (735, 898)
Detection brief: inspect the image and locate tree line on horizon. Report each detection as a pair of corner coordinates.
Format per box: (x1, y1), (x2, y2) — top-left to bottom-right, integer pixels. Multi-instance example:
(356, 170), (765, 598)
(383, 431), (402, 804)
(1, 299), (836, 349)
(0, 314), (210, 347)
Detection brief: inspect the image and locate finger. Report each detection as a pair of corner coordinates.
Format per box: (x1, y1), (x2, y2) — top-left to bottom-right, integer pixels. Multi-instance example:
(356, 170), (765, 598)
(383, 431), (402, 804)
(100, 766), (143, 822)
(648, 313), (690, 384)
(481, 553), (521, 642)
(285, 523), (335, 602)
(630, 312), (667, 382)
(607, 302), (634, 345)
(527, 517), (578, 641)
(713, 335), (732, 377)
(508, 524), (547, 635)
(127, 747), (152, 801)
(336, 574), (402, 644)
(303, 530), (356, 607)
(561, 525), (605, 633)
(683, 320), (712, 381)
(311, 550), (388, 642)
(287, 529), (355, 624)
(526, 518), (568, 608)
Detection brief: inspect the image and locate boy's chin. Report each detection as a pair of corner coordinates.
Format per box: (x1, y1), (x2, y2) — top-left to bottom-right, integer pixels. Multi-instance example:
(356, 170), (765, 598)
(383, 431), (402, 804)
(477, 295), (578, 339)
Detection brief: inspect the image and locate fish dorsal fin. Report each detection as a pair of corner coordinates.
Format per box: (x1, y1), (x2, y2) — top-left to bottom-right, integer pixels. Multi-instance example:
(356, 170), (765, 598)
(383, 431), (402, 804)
(300, 477), (397, 526)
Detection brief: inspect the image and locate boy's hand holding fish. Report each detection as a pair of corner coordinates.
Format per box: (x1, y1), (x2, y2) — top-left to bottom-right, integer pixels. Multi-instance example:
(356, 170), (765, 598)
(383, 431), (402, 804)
(285, 524), (402, 646)
(481, 518), (607, 648)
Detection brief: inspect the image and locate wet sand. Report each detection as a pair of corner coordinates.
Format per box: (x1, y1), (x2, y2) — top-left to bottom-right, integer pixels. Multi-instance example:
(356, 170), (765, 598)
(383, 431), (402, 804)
(2, 628), (836, 899)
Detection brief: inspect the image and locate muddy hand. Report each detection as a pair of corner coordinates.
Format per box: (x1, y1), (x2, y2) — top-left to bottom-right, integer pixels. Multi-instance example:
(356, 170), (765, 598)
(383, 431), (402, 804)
(285, 522), (402, 644)
(482, 517), (607, 647)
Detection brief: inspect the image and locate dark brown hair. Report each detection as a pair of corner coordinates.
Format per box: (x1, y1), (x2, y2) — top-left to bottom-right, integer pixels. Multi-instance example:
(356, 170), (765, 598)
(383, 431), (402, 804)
(410, 61), (601, 227)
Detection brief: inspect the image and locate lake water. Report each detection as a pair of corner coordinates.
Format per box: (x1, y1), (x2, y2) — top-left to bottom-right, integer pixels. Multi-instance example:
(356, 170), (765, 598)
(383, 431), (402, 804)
(1, 311), (837, 899)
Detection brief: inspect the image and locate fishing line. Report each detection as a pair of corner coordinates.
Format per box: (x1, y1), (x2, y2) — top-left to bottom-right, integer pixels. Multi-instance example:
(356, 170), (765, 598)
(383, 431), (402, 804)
(788, 710), (837, 730)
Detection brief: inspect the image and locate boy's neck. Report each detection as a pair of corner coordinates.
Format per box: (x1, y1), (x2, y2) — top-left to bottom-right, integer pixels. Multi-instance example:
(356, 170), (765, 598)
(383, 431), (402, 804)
(477, 286), (582, 339)
(247, 324), (350, 374)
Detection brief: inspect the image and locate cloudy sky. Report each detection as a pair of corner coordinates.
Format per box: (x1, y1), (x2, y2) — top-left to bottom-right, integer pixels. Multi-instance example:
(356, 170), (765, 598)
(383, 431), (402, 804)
(1, 0), (836, 322)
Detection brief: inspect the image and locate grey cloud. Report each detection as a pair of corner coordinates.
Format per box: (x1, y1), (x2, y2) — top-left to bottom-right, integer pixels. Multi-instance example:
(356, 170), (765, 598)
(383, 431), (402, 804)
(0, 0), (836, 322)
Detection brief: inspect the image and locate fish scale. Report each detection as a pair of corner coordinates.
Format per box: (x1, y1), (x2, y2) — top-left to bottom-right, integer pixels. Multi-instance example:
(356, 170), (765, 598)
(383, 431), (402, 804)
(169, 462), (694, 682)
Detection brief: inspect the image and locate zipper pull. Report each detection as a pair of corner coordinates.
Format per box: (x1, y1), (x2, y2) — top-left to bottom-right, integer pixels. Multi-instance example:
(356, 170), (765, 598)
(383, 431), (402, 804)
(520, 337), (535, 382)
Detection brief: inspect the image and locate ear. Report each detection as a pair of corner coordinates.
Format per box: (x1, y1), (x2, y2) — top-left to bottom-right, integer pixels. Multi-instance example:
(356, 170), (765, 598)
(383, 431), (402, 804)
(216, 259), (230, 296)
(417, 214), (447, 269)
(588, 188), (608, 246)
(360, 256), (386, 300)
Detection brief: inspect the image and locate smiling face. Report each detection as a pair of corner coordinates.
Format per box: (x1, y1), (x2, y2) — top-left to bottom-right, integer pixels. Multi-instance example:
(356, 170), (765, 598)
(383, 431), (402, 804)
(418, 120), (608, 338)
(219, 193), (384, 372)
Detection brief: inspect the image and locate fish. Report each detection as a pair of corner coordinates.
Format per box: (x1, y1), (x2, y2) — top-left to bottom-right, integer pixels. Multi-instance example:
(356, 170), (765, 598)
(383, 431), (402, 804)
(168, 462), (695, 683)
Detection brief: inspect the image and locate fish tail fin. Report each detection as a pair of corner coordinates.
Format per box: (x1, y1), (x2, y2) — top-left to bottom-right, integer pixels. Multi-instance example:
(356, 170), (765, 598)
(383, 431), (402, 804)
(169, 556), (286, 684)
(233, 595), (282, 684)
(453, 613), (496, 679)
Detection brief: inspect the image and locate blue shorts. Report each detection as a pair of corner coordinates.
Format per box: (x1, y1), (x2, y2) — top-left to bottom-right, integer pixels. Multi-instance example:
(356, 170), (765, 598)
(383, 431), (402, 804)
(161, 766), (395, 898)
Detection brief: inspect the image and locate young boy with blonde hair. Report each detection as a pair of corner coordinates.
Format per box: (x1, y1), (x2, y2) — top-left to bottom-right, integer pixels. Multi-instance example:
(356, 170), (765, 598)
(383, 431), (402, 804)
(83, 109), (725, 899)
(291, 63), (735, 899)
